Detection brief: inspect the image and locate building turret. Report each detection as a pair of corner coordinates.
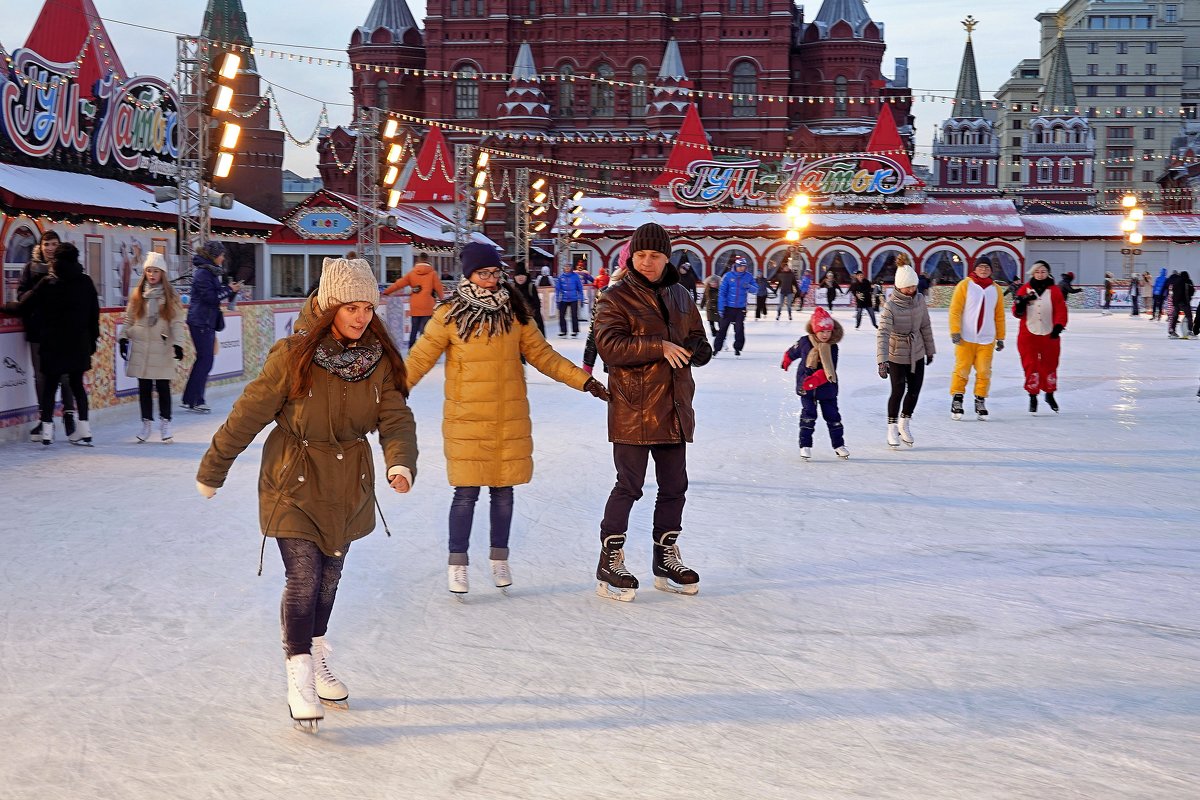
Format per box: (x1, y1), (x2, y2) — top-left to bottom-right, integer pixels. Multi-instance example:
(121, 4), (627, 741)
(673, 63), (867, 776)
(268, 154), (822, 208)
(931, 17), (999, 197)
(348, 0), (425, 118)
(496, 42), (551, 131)
(645, 39), (693, 133)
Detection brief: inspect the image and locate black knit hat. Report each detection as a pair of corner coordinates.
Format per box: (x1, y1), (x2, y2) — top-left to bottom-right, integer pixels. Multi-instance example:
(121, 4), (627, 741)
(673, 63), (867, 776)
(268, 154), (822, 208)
(459, 242), (502, 278)
(629, 222), (672, 258)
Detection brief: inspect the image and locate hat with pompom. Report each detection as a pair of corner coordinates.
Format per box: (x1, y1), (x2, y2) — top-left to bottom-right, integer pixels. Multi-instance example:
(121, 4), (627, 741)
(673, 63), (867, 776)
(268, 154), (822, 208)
(317, 257), (380, 310)
(894, 264), (919, 290)
(810, 306), (835, 332)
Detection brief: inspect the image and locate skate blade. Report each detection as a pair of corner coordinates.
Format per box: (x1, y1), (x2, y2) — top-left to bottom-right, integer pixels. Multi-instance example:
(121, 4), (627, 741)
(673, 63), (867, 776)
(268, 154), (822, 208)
(902, 440), (914, 447)
(653, 576), (699, 596)
(888, 443), (900, 449)
(450, 592), (467, 603)
(293, 719), (320, 734)
(319, 698), (349, 711)
(977, 415), (988, 421)
(595, 581), (636, 602)
(69, 440), (94, 447)
(951, 413), (963, 420)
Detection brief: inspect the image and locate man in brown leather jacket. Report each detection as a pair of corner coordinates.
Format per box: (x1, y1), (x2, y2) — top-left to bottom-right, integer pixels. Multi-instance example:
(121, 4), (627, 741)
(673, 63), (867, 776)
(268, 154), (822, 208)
(591, 222), (712, 602)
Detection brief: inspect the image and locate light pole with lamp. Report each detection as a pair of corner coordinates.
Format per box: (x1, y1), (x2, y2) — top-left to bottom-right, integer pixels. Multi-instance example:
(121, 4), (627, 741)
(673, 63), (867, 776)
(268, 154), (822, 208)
(1120, 193), (1143, 314)
(784, 194), (810, 303)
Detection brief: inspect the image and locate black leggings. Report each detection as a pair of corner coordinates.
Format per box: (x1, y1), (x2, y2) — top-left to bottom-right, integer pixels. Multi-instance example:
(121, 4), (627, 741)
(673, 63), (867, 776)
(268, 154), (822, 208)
(39, 370), (87, 423)
(887, 360), (925, 419)
(138, 378), (172, 421)
(277, 538), (347, 657)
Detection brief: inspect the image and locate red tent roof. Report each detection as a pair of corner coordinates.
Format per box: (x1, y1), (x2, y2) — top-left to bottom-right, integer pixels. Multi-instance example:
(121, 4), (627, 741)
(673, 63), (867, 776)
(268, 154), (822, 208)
(652, 104), (714, 187)
(399, 127), (455, 203)
(22, 0), (128, 93)
(862, 105), (915, 176)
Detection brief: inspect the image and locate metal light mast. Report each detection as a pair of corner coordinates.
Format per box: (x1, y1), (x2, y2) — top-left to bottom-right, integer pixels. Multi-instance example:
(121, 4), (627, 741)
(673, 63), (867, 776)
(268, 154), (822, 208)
(175, 36), (211, 272)
(355, 107), (382, 272)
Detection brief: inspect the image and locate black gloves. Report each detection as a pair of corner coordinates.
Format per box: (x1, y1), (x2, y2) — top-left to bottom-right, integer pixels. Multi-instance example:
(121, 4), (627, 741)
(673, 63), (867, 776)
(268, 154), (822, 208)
(583, 377), (610, 402)
(174, 345), (185, 360)
(995, 340), (1005, 352)
(411, 285), (423, 294)
(877, 362), (889, 379)
(926, 354), (934, 366)
(684, 334), (713, 367)
(119, 338), (129, 360)
(1050, 324), (1064, 340)
(951, 333), (962, 345)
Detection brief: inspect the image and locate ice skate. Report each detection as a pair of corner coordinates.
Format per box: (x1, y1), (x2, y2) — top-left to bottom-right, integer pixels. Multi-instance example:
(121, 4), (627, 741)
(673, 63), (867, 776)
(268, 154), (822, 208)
(834, 446), (850, 459)
(285, 654), (323, 733)
(136, 419), (153, 443)
(185, 403), (211, 413)
(68, 420), (93, 447)
(897, 416), (914, 447)
(886, 420), (901, 449)
(799, 446), (812, 460)
(951, 393), (964, 420)
(490, 559), (513, 592)
(652, 531), (699, 596)
(311, 636), (349, 709)
(28, 424), (41, 443)
(974, 395), (988, 421)
(1044, 392), (1059, 413)
(596, 534), (638, 602)
(38, 421), (53, 446)
(160, 419), (173, 443)
(62, 410), (76, 439)
(1028, 394), (1038, 414)
(448, 564), (469, 599)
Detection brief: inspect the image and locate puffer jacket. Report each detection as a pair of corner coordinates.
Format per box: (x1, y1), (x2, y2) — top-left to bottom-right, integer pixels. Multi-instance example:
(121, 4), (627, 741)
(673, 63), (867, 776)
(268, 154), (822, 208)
(877, 291), (936, 367)
(555, 271), (585, 304)
(383, 261), (444, 317)
(718, 269), (757, 312)
(196, 331), (418, 557)
(123, 288), (187, 380)
(593, 266), (711, 445)
(406, 300), (591, 486)
(187, 258), (236, 328)
(1152, 269), (1168, 296)
(783, 326), (843, 398)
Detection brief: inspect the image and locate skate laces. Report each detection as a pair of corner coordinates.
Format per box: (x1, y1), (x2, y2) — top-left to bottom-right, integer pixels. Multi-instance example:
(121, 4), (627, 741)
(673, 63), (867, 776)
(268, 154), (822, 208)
(287, 657), (318, 702)
(313, 642), (337, 685)
(607, 547), (634, 576)
(491, 561), (511, 582)
(659, 544), (685, 572)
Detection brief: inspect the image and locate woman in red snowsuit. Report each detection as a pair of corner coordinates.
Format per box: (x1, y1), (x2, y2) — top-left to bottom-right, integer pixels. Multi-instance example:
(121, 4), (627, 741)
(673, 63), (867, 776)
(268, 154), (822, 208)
(1013, 261), (1068, 413)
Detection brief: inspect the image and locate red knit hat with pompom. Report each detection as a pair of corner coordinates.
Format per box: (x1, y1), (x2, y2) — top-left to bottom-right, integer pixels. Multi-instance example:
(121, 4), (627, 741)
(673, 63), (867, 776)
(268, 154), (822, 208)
(810, 306), (835, 332)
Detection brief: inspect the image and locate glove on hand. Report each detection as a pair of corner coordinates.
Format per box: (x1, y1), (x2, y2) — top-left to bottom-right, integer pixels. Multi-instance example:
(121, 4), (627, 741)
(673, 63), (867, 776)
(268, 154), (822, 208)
(583, 377), (610, 402)
(119, 338), (129, 360)
(877, 362), (889, 379)
(174, 345), (184, 361)
(995, 339), (1005, 352)
(411, 285), (423, 295)
(926, 354), (934, 366)
(196, 481), (217, 499)
(951, 333), (962, 345)
(582, 364), (594, 375)
(1050, 324), (1064, 340)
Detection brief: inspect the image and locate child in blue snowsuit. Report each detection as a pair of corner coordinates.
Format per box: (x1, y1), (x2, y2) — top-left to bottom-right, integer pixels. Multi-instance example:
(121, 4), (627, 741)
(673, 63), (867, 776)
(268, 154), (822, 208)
(782, 306), (848, 460)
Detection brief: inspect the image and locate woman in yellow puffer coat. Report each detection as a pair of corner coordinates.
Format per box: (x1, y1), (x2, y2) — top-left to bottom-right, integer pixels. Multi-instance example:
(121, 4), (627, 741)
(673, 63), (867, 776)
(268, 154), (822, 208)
(406, 243), (610, 597)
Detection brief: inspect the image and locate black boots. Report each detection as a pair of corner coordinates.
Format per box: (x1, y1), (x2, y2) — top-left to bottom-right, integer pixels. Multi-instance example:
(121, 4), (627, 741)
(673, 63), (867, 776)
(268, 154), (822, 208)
(652, 531), (699, 596)
(596, 534), (639, 602)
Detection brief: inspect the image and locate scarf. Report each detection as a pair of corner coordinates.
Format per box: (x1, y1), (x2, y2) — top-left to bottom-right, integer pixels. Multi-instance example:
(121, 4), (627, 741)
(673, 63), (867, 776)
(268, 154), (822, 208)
(444, 278), (516, 340)
(143, 284), (163, 327)
(1029, 276), (1054, 296)
(804, 334), (838, 384)
(313, 334), (383, 382)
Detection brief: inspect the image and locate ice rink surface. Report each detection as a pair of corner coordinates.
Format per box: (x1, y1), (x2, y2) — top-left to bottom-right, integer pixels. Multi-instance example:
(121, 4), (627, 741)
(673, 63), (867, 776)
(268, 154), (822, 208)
(1, 308), (1196, 799)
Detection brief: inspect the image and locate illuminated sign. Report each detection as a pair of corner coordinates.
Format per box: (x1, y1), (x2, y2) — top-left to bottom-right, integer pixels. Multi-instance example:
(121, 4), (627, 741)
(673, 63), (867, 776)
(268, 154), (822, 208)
(289, 208), (357, 239)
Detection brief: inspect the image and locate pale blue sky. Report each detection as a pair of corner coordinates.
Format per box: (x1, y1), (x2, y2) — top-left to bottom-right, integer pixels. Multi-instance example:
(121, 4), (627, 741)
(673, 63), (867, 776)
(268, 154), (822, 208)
(1, 0), (1059, 176)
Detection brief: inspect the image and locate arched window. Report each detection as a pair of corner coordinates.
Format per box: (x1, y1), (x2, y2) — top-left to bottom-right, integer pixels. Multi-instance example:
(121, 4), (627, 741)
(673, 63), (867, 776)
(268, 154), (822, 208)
(592, 63), (615, 117)
(558, 64), (575, 116)
(630, 63), (648, 117)
(455, 65), (479, 118)
(1059, 157), (1075, 182)
(732, 62), (757, 117)
(376, 79), (389, 110)
(834, 76), (848, 116)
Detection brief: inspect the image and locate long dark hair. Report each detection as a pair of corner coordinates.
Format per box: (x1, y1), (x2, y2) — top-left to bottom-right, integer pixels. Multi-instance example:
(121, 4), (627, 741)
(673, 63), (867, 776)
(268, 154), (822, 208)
(503, 277), (533, 325)
(286, 304), (408, 400)
(53, 242), (83, 278)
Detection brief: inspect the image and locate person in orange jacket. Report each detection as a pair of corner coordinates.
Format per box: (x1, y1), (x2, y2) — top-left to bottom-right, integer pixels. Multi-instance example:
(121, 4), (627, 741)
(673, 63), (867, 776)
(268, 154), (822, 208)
(384, 252), (445, 348)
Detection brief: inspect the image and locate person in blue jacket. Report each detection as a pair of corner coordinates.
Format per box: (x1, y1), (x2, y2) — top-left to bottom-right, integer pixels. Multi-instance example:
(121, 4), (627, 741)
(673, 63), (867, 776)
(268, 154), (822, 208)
(797, 270), (812, 312)
(1151, 268), (1169, 321)
(712, 257), (757, 355)
(555, 265), (585, 338)
(182, 241), (241, 412)
(782, 306), (848, 461)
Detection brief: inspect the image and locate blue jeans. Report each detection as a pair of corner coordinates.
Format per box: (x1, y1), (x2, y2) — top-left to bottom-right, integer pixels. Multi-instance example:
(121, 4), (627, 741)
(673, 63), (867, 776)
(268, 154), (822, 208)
(448, 486), (514, 564)
(855, 305), (877, 328)
(183, 323), (215, 407)
(799, 393), (844, 448)
(409, 315), (431, 348)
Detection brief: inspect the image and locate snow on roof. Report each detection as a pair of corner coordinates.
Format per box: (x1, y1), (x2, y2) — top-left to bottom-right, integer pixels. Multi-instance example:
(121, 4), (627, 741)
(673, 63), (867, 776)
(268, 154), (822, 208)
(0, 162), (278, 228)
(1022, 214), (1200, 239)
(321, 191), (496, 247)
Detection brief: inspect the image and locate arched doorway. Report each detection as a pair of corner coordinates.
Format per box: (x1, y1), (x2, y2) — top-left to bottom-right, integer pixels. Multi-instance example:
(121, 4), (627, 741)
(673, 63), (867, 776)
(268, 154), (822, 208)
(817, 248), (858, 284)
(975, 249), (1020, 286)
(714, 247), (756, 276)
(924, 250), (965, 285)
(868, 247), (913, 284)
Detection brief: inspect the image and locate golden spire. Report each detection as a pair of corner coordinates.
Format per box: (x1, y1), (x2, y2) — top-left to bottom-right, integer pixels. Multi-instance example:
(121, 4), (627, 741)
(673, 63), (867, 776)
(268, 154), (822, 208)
(962, 15), (979, 40)
(1056, 11), (1067, 38)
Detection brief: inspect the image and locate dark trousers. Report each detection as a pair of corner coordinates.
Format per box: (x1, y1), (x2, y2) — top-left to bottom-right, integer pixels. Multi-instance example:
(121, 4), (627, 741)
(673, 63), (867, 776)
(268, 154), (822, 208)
(713, 307), (747, 353)
(558, 301), (579, 335)
(1169, 304), (1194, 335)
(39, 369), (87, 423)
(448, 486), (514, 562)
(776, 292), (795, 319)
(409, 315), (431, 348)
(277, 537), (346, 657)
(29, 343), (76, 417)
(799, 393), (844, 448)
(1152, 295), (1165, 318)
(600, 443), (688, 538)
(886, 360), (925, 418)
(1130, 296), (1140, 315)
(796, 291), (806, 311)
(755, 295), (768, 319)
(138, 378), (172, 421)
(825, 289), (836, 310)
(707, 319), (719, 336)
(855, 305), (877, 328)
(183, 323), (215, 406)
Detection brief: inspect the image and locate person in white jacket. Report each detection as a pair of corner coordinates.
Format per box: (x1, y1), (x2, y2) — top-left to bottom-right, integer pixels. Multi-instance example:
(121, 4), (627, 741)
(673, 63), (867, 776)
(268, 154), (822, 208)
(120, 253), (187, 442)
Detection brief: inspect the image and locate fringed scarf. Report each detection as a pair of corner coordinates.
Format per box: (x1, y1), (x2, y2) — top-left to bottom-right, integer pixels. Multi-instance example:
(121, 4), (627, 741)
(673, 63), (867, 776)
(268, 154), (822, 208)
(805, 335), (838, 384)
(444, 278), (516, 340)
(142, 284), (163, 327)
(314, 333), (383, 382)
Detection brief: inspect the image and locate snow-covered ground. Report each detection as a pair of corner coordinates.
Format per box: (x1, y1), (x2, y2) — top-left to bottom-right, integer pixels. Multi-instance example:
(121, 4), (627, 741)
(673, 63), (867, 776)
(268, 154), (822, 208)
(1, 309), (1196, 799)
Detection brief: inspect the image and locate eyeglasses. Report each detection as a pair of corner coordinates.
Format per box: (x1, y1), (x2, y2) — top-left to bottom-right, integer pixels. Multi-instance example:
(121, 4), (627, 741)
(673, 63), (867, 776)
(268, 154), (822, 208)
(473, 268), (503, 279)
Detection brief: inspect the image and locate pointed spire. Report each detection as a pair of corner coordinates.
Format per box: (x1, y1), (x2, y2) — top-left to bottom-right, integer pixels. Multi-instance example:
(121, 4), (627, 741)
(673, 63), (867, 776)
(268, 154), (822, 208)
(1040, 23), (1077, 111)
(652, 104), (712, 187)
(400, 127), (455, 203)
(202, 0), (257, 69)
(497, 43), (550, 130)
(647, 39), (693, 131)
(22, 0), (128, 91)
(954, 16), (984, 118)
(811, 0), (877, 39)
(356, 0), (419, 45)
(657, 38), (688, 81)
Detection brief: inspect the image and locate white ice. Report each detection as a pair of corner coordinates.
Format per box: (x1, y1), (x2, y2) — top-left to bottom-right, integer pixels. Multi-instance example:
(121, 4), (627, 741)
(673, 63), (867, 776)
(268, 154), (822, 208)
(1, 309), (1197, 799)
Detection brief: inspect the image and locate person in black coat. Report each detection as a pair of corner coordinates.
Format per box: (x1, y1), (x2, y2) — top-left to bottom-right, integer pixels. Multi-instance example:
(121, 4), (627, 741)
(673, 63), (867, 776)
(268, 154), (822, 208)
(182, 241), (242, 412)
(5, 243), (100, 445)
(15, 231), (77, 439)
(675, 254), (700, 303)
(1167, 270), (1195, 338)
(1057, 271), (1083, 298)
(849, 271), (877, 329)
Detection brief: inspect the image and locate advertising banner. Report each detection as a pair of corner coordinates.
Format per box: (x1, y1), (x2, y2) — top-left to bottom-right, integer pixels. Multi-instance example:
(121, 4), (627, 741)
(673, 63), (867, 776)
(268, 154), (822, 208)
(211, 315), (244, 381)
(0, 322), (38, 420)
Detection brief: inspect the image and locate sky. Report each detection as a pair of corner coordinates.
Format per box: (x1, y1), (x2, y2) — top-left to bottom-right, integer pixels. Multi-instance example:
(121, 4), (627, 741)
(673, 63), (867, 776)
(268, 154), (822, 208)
(0, 0), (1061, 177)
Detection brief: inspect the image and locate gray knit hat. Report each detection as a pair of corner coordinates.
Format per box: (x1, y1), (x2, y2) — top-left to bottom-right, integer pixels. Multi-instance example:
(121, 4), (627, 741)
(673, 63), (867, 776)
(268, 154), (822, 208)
(629, 222), (672, 257)
(317, 257), (380, 310)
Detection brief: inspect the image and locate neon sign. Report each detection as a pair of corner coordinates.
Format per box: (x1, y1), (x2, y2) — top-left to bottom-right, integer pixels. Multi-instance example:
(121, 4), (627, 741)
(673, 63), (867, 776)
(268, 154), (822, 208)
(666, 154), (911, 208)
(668, 160), (765, 207)
(91, 73), (179, 177)
(0, 50), (90, 158)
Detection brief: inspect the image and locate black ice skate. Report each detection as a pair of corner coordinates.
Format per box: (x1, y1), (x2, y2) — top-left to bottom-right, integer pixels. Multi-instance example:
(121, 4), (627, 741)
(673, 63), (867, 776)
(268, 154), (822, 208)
(652, 531), (699, 596)
(951, 393), (964, 420)
(1044, 392), (1059, 413)
(1028, 394), (1038, 414)
(596, 534), (638, 602)
(974, 395), (988, 420)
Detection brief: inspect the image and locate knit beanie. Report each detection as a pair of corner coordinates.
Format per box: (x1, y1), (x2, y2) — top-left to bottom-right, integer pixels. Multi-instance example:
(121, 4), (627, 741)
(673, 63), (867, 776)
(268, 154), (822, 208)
(629, 222), (672, 257)
(200, 240), (225, 261)
(810, 306), (835, 332)
(459, 242), (503, 278)
(317, 257), (380, 310)
(143, 252), (169, 274)
(894, 264), (918, 289)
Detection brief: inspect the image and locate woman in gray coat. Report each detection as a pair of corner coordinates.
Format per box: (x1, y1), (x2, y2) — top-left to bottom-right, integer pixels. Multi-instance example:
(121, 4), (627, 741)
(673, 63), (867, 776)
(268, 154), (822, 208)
(120, 253), (187, 443)
(876, 264), (936, 448)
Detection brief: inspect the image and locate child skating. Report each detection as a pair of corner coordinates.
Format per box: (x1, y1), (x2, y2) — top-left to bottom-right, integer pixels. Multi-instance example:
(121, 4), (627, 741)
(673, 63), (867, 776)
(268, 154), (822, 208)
(782, 306), (848, 460)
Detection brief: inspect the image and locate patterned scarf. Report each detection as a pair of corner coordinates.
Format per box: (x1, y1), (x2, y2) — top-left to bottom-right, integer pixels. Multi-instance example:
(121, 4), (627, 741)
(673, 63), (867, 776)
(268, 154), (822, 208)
(313, 333), (383, 382)
(444, 278), (516, 340)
